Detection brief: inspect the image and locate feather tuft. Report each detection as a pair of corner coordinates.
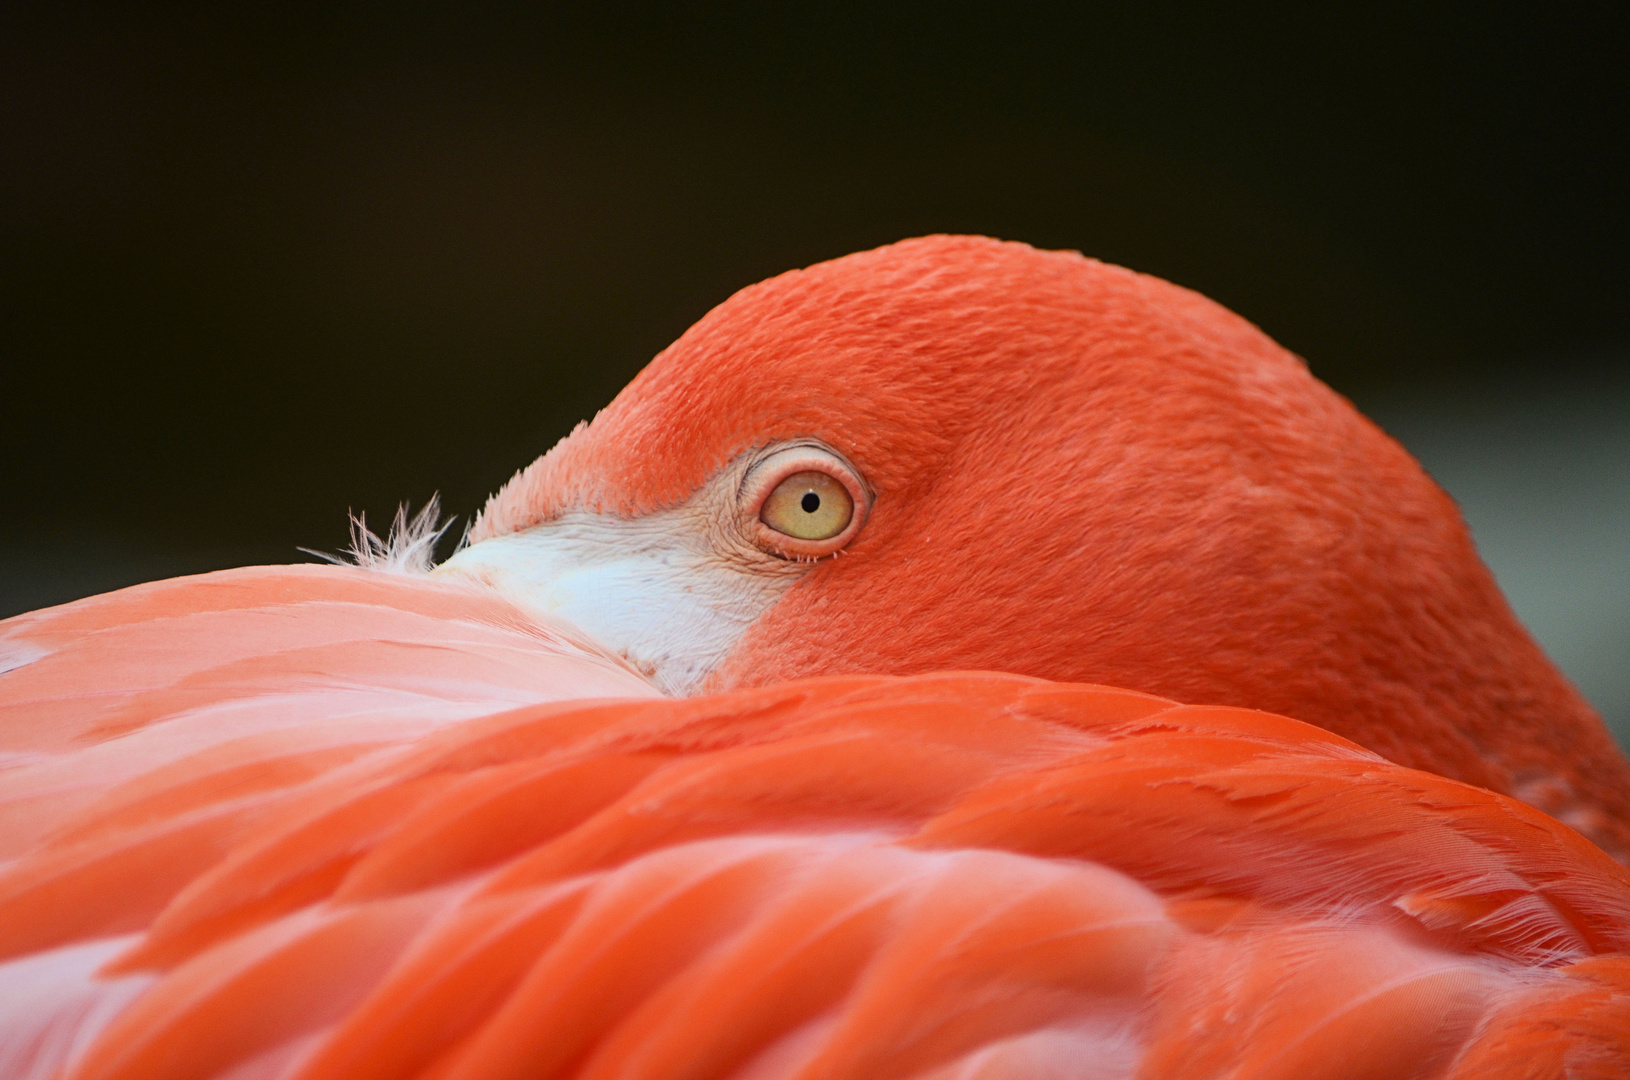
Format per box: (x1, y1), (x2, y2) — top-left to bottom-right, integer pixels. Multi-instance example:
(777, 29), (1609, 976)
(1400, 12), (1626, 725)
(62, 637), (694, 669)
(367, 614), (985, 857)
(301, 496), (456, 575)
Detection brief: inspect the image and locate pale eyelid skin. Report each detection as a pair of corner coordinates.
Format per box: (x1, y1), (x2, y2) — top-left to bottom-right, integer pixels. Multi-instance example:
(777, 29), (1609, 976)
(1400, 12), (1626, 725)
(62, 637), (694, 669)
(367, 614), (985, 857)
(436, 440), (871, 696)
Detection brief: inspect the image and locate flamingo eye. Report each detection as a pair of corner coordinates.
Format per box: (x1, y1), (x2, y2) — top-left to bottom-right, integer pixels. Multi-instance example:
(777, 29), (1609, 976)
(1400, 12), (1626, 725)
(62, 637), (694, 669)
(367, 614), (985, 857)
(759, 470), (853, 540)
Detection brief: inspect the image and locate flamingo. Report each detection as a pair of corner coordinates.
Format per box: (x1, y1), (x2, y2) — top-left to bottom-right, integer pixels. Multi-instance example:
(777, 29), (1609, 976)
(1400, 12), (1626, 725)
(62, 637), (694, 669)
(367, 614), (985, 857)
(2, 235), (1627, 1078)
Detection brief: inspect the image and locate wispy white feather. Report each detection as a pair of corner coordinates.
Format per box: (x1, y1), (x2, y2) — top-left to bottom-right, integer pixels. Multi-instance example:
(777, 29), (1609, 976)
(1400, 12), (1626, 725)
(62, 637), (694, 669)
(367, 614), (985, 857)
(301, 496), (457, 575)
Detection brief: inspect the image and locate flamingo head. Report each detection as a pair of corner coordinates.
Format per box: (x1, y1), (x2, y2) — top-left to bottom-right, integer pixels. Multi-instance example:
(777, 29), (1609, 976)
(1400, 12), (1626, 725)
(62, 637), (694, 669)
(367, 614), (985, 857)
(440, 235), (1630, 850)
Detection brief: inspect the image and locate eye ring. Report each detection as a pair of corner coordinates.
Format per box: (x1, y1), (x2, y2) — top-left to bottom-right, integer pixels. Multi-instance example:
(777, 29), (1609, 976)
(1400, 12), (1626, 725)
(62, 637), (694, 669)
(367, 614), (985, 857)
(741, 443), (869, 559)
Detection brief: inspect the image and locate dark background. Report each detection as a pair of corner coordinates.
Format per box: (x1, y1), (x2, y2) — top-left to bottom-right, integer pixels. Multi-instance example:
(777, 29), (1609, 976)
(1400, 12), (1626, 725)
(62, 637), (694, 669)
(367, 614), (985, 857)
(3, 4), (1626, 737)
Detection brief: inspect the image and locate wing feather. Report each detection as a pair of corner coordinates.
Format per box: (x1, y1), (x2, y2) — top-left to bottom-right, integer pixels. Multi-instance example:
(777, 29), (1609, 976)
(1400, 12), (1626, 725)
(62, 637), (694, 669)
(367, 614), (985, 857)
(2, 568), (1628, 1078)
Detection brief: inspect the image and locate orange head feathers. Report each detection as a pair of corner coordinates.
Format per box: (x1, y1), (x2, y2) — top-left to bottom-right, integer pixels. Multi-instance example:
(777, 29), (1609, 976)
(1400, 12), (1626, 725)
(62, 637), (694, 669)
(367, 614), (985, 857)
(448, 235), (1630, 854)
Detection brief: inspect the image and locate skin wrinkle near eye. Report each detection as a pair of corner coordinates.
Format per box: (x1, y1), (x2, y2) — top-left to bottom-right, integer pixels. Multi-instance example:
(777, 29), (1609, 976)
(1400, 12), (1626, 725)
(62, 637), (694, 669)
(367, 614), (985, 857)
(737, 440), (874, 512)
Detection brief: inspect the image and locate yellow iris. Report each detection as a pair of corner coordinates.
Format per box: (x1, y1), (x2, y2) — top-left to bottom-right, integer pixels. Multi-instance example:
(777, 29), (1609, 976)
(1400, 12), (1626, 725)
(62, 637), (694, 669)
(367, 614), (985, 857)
(759, 471), (854, 541)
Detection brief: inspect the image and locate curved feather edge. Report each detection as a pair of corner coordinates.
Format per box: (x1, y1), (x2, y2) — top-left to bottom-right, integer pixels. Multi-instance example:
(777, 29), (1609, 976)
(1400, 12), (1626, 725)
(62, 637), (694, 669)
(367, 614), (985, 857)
(0, 567), (1627, 1079)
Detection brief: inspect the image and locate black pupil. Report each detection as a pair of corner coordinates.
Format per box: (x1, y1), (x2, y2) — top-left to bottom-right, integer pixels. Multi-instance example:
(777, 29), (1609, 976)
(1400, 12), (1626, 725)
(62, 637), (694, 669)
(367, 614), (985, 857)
(800, 491), (821, 514)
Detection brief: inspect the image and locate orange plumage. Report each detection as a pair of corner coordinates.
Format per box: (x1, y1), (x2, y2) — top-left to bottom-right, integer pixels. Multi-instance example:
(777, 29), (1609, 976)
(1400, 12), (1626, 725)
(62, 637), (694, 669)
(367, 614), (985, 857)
(3, 237), (1628, 1078)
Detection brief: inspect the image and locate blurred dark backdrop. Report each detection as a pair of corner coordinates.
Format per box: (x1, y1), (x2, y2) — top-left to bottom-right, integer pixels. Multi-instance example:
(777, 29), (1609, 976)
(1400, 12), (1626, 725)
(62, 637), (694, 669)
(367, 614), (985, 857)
(2, 4), (1626, 736)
